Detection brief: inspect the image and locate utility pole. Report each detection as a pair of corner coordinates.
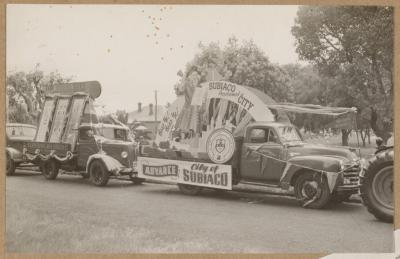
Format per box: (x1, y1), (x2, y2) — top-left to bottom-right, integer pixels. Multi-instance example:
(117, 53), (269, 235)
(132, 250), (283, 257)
(154, 90), (158, 135)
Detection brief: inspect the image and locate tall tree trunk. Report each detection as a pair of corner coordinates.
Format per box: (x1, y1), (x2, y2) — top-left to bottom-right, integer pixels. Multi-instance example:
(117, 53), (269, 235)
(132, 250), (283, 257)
(341, 129), (351, 146)
(371, 54), (387, 98)
(370, 107), (391, 143)
(359, 129), (366, 147)
(367, 128), (371, 144)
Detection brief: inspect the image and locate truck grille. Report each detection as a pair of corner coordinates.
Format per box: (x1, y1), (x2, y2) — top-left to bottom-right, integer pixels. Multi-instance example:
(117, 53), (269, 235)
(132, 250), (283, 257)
(342, 164), (360, 186)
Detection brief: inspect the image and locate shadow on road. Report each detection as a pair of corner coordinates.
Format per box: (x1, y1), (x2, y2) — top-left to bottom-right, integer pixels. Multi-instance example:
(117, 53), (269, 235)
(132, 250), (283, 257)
(142, 183), (363, 212)
(34, 174), (144, 189)
(9, 170), (41, 177)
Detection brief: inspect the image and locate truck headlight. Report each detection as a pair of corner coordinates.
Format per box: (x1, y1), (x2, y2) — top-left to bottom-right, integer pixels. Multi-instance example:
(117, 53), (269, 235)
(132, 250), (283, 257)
(121, 151), (128, 159)
(339, 160), (345, 171)
(360, 158), (368, 169)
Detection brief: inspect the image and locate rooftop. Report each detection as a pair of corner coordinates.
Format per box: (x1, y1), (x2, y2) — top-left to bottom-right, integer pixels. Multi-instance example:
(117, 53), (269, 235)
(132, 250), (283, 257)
(127, 104), (165, 124)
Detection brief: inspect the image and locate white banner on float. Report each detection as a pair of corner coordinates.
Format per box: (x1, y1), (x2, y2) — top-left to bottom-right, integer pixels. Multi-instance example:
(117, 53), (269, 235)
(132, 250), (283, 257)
(137, 157), (232, 190)
(200, 81), (275, 122)
(155, 95), (185, 145)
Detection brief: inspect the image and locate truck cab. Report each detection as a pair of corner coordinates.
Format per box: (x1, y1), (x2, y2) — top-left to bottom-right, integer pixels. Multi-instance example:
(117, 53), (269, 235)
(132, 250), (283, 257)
(75, 123), (136, 174)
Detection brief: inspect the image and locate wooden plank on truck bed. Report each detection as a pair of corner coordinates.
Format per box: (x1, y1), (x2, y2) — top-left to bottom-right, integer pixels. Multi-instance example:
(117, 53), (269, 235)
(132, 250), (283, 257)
(26, 142), (71, 155)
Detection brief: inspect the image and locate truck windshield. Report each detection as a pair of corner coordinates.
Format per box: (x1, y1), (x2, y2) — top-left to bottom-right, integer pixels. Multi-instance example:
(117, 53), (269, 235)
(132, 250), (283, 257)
(277, 126), (301, 142)
(6, 126), (36, 139)
(101, 128), (128, 141)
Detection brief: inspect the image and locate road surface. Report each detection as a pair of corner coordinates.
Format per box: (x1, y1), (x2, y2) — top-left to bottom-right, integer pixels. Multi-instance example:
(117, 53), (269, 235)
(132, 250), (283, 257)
(6, 170), (393, 253)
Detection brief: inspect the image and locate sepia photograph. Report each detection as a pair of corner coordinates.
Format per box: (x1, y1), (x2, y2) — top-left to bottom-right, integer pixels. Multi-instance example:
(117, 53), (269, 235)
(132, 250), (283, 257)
(5, 3), (395, 256)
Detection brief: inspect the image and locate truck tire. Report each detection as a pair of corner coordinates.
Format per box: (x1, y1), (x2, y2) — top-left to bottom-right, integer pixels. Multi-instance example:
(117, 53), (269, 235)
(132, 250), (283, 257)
(89, 160), (110, 186)
(42, 159), (59, 180)
(6, 152), (16, 176)
(360, 149), (393, 223)
(178, 184), (202, 195)
(294, 171), (331, 209)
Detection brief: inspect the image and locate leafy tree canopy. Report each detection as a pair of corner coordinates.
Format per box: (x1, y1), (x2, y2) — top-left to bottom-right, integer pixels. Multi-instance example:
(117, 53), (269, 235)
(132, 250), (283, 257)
(7, 64), (72, 124)
(292, 6), (393, 141)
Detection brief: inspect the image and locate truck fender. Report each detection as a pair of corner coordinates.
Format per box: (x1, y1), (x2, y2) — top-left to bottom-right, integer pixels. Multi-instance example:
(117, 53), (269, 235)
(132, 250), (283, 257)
(6, 147), (23, 162)
(86, 153), (124, 175)
(280, 155), (342, 193)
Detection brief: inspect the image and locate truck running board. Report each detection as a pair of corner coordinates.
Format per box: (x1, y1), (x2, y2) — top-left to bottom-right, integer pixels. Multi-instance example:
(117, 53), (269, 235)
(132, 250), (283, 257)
(239, 181), (280, 188)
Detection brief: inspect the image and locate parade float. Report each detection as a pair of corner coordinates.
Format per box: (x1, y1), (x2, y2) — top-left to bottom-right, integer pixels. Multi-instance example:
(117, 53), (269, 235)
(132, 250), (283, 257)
(21, 81), (141, 186)
(138, 80), (362, 209)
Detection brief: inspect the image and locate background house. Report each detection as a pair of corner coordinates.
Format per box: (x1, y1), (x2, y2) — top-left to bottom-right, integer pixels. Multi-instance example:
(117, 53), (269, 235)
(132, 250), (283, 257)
(127, 102), (165, 138)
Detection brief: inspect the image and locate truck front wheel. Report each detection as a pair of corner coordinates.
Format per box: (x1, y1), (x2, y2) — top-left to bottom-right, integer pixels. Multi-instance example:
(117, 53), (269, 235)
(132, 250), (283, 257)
(89, 160), (110, 186)
(293, 171), (331, 209)
(42, 159), (59, 180)
(178, 184), (202, 195)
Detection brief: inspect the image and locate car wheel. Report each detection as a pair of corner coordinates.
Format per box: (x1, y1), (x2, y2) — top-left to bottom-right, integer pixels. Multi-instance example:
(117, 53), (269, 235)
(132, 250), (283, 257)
(360, 150), (393, 223)
(294, 171), (331, 209)
(6, 152), (16, 176)
(89, 160), (109, 186)
(42, 159), (59, 180)
(178, 184), (202, 195)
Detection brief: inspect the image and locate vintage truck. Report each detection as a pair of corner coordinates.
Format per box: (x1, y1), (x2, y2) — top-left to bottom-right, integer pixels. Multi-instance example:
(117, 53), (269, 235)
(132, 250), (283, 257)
(22, 81), (142, 186)
(137, 80), (362, 209)
(139, 121), (361, 209)
(6, 123), (38, 175)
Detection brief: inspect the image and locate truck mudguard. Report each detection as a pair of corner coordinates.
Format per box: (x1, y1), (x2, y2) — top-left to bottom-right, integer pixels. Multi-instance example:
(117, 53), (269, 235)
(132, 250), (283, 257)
(86, 152), (125, 175)
(280, 155), (343, 193)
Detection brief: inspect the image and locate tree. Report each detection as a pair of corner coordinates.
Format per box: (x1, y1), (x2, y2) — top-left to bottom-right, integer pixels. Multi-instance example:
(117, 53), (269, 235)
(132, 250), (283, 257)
(283, 64), (343, 135)
(116, 110), (128, 124)
(292, 6), (394, 143)
(174, 38), (293, 103)
(6, 65), (72, 124)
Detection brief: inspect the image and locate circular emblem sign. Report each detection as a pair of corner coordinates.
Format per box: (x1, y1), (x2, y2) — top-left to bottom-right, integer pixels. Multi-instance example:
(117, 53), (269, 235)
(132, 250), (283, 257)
(206, 128), (236, 164)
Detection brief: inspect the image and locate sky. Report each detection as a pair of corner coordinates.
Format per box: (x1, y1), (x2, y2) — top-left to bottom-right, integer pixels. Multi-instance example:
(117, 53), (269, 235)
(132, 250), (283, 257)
(7, 4), (303, 113)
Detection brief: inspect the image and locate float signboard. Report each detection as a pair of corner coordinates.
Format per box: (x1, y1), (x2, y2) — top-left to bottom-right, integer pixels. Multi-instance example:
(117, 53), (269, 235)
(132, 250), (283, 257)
(137, 156), (232, 190)
(48, 98), (70, 143)
(62, 96), (86, 151)
(43, 80), (101, 99)
(155, 80), (277, 161)
(35, 97), (56, 142)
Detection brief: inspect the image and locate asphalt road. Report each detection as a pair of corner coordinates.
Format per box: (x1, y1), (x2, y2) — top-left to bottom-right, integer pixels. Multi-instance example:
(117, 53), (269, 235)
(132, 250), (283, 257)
(6, 169), (394, 253)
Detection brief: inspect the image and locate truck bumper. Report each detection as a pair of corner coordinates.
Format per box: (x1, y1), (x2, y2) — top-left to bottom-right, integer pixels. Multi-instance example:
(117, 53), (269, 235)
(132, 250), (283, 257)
(335, 185), (359, 193)
(115, 167), (134, 176)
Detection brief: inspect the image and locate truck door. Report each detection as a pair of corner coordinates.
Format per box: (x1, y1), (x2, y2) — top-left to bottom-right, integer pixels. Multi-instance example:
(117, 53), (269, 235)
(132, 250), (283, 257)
(240, 127), (286, 183)
(76, 128), (99, 168)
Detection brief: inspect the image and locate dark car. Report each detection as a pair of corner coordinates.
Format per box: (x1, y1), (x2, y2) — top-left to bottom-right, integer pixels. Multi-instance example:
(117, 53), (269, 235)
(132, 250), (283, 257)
(6, 123), (37, 175)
